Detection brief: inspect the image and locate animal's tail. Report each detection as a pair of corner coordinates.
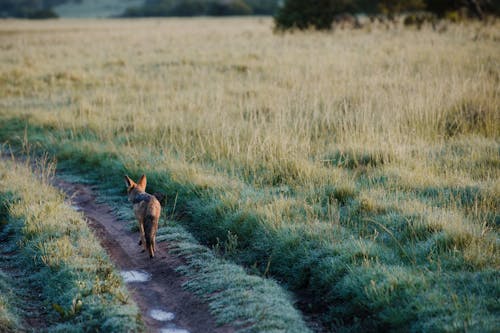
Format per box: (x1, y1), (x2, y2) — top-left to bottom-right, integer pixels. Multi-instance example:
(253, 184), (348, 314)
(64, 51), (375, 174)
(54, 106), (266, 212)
(153, 192), (166, 206)
(144, 215), (157, 258)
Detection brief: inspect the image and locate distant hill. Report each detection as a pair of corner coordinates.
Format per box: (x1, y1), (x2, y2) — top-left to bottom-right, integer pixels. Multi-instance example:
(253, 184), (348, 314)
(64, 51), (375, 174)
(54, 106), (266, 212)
(0, 0), (279, 18)
(0, 0), (143, 18)
(53, 0), (144, 18)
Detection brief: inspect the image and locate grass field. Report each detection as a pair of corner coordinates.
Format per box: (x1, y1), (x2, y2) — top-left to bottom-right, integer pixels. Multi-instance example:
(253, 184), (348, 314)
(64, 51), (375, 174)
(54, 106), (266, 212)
(0, 18), (499, 332)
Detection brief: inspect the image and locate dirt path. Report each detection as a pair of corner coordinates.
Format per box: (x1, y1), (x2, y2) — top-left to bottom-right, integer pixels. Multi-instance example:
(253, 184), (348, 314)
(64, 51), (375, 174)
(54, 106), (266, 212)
(53, 178), (234, 333)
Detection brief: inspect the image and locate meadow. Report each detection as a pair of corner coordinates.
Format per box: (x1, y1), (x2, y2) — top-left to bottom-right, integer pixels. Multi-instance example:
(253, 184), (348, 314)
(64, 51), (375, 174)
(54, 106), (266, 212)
(0, 18), (499, 331)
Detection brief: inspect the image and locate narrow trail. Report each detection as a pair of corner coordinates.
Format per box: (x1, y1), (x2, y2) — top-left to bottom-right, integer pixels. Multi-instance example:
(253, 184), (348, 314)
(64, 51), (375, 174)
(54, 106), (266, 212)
(53, 178), (234, 333)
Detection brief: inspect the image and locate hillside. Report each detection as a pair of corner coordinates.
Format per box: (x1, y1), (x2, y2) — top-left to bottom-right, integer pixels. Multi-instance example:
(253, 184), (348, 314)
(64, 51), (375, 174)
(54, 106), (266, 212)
(0, 0), (279, 18)
(53, 0), (144, 18)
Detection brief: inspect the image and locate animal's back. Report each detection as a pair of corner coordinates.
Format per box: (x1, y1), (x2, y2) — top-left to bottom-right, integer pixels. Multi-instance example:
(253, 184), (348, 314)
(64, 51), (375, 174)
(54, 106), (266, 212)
(133, 193), (158, 219)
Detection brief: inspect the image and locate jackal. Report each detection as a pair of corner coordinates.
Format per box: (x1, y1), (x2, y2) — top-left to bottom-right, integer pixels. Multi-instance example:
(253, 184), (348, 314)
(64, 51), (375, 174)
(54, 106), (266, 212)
(124, 175), (161, 258)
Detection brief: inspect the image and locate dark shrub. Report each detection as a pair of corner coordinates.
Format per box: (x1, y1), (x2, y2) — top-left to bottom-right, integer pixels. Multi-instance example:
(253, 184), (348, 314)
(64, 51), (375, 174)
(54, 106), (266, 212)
(274, 0), (355, 30)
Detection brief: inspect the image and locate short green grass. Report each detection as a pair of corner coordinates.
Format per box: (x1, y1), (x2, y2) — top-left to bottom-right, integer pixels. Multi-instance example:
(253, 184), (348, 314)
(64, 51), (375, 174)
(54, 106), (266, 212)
(157, 224), (310, 332)
(0, 158), (142, 332)
(0, 18), (499, 332)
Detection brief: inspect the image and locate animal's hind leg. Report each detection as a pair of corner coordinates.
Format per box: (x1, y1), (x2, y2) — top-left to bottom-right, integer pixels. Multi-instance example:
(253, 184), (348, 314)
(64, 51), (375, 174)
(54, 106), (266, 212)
(139, 222), (147, 253)
(149, 243), (154, 259)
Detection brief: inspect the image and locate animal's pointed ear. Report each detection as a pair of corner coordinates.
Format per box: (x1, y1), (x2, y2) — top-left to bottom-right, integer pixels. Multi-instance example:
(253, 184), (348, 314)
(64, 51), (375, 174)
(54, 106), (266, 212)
(124, 175), (134, 188)
(137, 174), (147, 190)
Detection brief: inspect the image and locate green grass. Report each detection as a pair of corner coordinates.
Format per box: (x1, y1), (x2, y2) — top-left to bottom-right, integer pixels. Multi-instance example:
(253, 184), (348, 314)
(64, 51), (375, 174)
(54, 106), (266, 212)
(157, 224), (310, 332)
(0, 18), (499, 332)
(0, 277), (18, 331)
(0, 159), (142, 332)
(0, 193), (21, 332)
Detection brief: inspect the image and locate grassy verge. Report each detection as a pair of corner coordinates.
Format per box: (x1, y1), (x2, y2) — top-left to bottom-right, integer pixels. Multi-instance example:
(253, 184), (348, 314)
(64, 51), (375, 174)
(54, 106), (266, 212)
(0, 158), (142, 332)
(161, 223), (311, 332)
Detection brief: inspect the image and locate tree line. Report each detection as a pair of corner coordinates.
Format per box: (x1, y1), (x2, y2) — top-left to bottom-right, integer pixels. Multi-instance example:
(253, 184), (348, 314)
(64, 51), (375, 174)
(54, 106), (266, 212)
(1, 0), (498, 23)
(275, 0), (499, 30)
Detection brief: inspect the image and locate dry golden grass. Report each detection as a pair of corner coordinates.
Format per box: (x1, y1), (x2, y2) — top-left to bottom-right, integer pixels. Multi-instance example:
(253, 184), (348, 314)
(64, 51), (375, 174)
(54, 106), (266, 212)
(1, 17), (499, 331)
(1, 19), (498, 182)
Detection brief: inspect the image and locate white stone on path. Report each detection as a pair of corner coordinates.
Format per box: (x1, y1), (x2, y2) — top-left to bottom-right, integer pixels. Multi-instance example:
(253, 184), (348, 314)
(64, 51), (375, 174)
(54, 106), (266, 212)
(149, 309), (175, 321)
(120, 270), (151, 283)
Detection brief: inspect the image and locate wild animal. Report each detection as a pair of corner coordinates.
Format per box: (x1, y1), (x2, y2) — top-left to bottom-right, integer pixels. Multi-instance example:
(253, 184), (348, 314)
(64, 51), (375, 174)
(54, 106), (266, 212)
(124, 174), (161, 258)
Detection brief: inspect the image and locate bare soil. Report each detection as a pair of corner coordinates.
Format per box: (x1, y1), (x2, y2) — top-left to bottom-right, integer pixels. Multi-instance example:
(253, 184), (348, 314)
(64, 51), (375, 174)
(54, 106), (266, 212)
(53, 178), (235, 333)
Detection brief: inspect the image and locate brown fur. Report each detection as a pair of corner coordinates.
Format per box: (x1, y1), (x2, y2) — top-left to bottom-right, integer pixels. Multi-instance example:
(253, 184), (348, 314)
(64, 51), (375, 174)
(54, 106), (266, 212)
(124, 174), (161, 258)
